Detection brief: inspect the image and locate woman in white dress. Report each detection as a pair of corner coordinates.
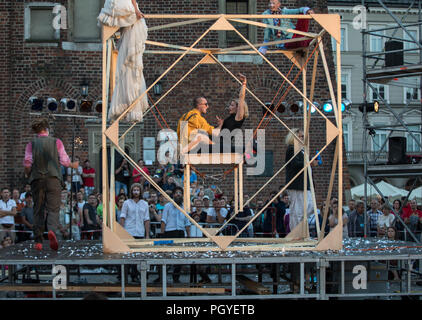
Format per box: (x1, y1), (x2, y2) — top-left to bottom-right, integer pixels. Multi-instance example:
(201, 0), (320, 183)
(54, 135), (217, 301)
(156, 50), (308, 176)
(98, 0), (149, 122)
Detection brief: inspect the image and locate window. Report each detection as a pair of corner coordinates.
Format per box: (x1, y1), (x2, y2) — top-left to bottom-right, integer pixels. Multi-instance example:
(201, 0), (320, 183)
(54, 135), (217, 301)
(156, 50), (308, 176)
(404, 29), (418, 51)
(369, 83), (388, 103)
(372, 129), (388, 152)
(70, 0), (104, 42)
(404, 86), (420, 104)
(343, 122), (351, 151)
(369, 25), (385, 52)
(225, 0), (249, 47)
(218, 0), (256, 49)
(24, 3), (60, 42)
(332, 26), (347, 52)
(406, 125), (422, 152)
(341, 70), (352, 100)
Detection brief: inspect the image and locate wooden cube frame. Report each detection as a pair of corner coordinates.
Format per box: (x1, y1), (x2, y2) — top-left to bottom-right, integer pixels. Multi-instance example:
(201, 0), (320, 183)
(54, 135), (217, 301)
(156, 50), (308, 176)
(100, 13), (343, 253)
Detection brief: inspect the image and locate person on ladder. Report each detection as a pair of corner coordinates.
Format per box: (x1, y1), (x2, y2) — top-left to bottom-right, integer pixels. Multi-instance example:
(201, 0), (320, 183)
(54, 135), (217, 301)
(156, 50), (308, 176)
(258, 0), (315, 55)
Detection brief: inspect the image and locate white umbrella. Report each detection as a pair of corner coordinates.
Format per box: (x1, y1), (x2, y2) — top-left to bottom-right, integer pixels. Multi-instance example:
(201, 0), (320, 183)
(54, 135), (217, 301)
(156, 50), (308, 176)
(408, 186), (422, 202)
(350, 180), (408, 201)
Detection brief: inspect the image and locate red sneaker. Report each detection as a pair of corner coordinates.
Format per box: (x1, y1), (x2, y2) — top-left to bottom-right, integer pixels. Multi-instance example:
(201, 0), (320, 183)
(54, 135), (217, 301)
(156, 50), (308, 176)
(34, 243), (43, 251)
(48, 231), (59, 251)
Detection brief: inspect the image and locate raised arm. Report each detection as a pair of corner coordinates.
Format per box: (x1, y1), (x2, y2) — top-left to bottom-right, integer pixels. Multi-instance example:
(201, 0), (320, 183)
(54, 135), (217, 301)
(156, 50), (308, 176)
(236, 73), (247, 121)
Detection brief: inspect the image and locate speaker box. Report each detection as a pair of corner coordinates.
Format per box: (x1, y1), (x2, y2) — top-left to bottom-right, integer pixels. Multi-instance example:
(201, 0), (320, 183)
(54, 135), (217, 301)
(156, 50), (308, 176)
(388, 137), (407, 164)
(385, 40), (403, 67)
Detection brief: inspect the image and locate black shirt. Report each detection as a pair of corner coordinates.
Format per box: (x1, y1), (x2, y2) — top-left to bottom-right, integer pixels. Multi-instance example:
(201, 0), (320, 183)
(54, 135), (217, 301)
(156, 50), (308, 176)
(220, 114), (245, 152)
(222, 114), (244, 131)
(82, 203), (98, 228)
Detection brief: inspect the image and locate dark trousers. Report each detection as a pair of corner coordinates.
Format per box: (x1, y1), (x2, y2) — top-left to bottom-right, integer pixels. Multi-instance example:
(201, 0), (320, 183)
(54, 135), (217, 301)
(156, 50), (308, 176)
(158, 230), (185, 281)
(31, 177), (61, 242)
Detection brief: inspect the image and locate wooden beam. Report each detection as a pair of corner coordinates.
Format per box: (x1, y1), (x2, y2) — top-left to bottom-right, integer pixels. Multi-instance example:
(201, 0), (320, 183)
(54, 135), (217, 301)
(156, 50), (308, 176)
(142, 14), (313, 19)
(237, 275), (271, 295)
(229, 18), (318, 37)
(148, 18), (214, 32)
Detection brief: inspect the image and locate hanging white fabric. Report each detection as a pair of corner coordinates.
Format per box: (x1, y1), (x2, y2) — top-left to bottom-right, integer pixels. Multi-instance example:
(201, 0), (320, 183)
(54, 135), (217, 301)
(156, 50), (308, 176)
(98, 0), (149, 122)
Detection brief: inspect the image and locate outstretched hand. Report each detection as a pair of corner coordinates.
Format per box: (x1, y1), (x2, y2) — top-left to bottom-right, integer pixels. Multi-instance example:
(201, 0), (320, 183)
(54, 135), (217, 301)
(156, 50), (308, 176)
(238, 73), (247, 85)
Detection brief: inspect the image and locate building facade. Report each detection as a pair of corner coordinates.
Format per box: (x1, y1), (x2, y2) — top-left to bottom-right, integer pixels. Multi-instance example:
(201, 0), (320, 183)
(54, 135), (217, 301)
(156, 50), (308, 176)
(0, 0), (350, 205)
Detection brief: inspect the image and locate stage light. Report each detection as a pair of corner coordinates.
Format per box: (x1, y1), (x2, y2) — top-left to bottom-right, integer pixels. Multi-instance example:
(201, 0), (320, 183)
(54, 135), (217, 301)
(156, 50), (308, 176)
(323, 101), (333, 113)
(94, 100), (102, 113)
(79, 100), (93, 112)
(60, 98), (77, 111)
(276, 101), (287, 114)
(341, 99), (352, 112)
(359, 101), (379, 113)
(262, 102), (275, 116)
(46, 97), (58, 111)
(307, 102), (319, 114)
(29, 96), (43, 111)
(290, 101), (303, 113)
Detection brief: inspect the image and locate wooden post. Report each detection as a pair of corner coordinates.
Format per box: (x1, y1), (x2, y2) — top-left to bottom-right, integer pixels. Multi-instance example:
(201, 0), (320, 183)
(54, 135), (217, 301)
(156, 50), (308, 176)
(302, 56), (309, 239)
(101, 29), (109, 229)
(337, 41), (343, 244)
(239, 161), (243, 210)
(234, 166), (239, 215)
(185, 164), (191, 213)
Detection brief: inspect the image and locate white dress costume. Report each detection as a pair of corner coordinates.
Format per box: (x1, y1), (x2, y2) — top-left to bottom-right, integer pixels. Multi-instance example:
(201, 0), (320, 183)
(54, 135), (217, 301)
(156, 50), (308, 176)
(98, 0), (149, 122)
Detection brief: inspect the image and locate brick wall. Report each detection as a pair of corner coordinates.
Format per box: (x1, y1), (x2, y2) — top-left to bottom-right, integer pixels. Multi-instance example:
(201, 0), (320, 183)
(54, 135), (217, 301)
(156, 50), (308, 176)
(1, 0), (351, 206)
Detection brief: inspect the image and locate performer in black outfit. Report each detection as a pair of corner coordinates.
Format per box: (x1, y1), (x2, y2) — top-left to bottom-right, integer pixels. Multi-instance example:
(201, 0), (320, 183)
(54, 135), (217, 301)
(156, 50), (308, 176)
(218, 73), (248, 153)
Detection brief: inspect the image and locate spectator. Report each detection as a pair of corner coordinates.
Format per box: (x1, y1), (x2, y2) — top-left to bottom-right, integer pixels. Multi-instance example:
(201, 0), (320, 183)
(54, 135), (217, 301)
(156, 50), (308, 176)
(82, 194), (101, 240)
(116, 195), (126, 222)
(12, 188), (24, 212)
(82, 160), (96, 196)
(207, 199), (228, 224)
(0, 188), (17, 243)
(377, 204), (396, 237)
(58, 190), (70, 240)
(263, 191), (286, 237)
(119, 183), (150, 239)
(328, 199), (348, 238)
(115, 158), (130, 196)
(132, 159), (150, 185)
(67, 156), (83, 193)
(149, 198), (162, 237)
(64, 175), (72, 193)
(19, 184), (31, 202)
(386, 226), (401, 281)
(75, 191), (86, 225)
(115, 187), (126, 203)
(202, 195), (212, 215)
(367, 198), (382, 237)
(159, 186), (191, 283)
(346, 199), (355, 216)
(348, 200), (370, 237)
(79, 187), (87, 201)
(19, 192), (34, 242)
(402, 199), (422, 238)
(231, 203), (253, 238)
(253, 199), (265, 236)
(162, 175), (177, 192)
(391, 199), (404, 239)
(1, 235), (13, 248)
(192, 198), (207, 223)
(190, 209), (203, 238)
(96, 193), (103, 222)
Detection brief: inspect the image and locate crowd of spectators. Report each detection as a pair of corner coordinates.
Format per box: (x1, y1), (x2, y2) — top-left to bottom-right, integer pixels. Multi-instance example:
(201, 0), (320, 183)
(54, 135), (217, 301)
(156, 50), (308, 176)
(1, 153), (422, 250)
